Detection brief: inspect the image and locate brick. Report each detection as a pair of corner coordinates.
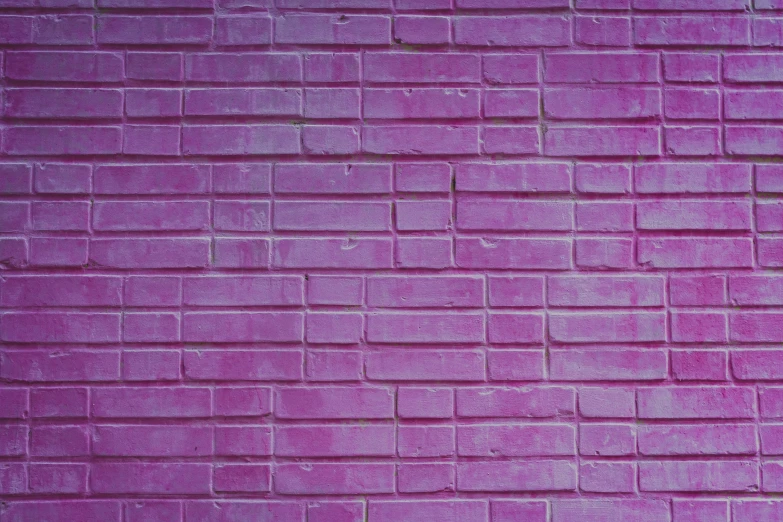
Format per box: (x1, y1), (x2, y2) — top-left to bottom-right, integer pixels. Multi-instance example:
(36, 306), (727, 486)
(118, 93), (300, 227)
(665, 126), (720, 156)
(93, 426), (211, 457)
(276, 387), (394, 419)
(761, 425), (783, 455)
(367, 313), (484, 343)
(0, 389), (27, 419)
(577, 202), (633, 232)
(305, 88), (359, 119)
(664, 52), (720, 82)
(580, 462), (635, 493)
(214, 388), (271, 418)
(91, 387), (211, 418)
(304, 349), (363, 380)
(639, 461), (758, 492)
(30, 202), (88, 232)
(125, 502), (182, 522)
(1, 275), (121, 307)
(725, 54), (783, 82)
(396, 237), (452, 268)
(30, 388), (87, 418)
(457, 200), (572, 231)
(0, 164), (32, 195)
(214, 164), (270, 194)
(276, 164), (391, 194)
(94, 201), (209, 231)
(183, 312), (302, 342)
(275, 201), (389, 231)
(0, 426), (27, 457)
(215, 426), (271, 456)
(545, 52), (659, 83)
(395, 200), (451, 231)
(455, 16), (570, 46)
(457, 424), (575, 457)
(457, 387), (575, 418)
(456, 163), (571, 193)
(760, 238), (783, 267)
(731, 276), (783, 305)
(6, 126), (122, 155)
(638, 238), (753, 268)
(369, 501), (487, 521)
(367, 276), (482, 308)
(186, 53), (302, 83)
(365, 88), (479, 119)
(548, 275), (663, 307)
(5, 89), (122, 119)
(457, 238), (571, 269)
(398, 388), (453, 419)
(90, 239), (210, 269)
(306, 312), (362, 344)
(94, 164), (209, 194)
(124, 276), (181, 307)
(488, 276), (544, 307)
(579, 387), (635, 418)
(215, 16), (271, 46)
(395, 16), (450, 45)
(483, 89), (539, 118)
(666, 88), (720, 119)
(635, 163), (751, 193)
(482, 126), (540, 154)
(761, 388), (783, 418)
(457, 461), (576, 492)
(363, 125), (478, 155)
(398, 425), (455, 457)
(276, 426), (394, 457)
(575, 164), (631, 193)
(274, 238), (392, 268)
(185, 88), (302, 116)
(184, 350), (302, 380)
(483, 54), (539, 84)
(671, 311), (728, 343)
(396, 163), (451, 192)
(638, 387), (756, 419)
(544, 87), (660, 119)
(549, 312), (666, 343)
(639, 424), (757, 456)
(544, 126), (660, 156)
(91, 463), (211, 495)
(671, 275), (726, 305)
(364, 53), (480, 83)
(672, 350), (727, 380)
(6, 51), (123, 82)
(30, 237), (88, 267)
(397, 463), (454, 493)
(580, 424), (635, 456)
(305, 53), (360, 83)
(1, 502), (121, 522)
(487, 313), (544, 344)
(126, 52), (182, 81)
(214, 238), (269, 268)
(575, 16), (631, 46)
(367, 350), (485, 381)
(1, 313), (120, 344)
(673, 501), (728, 522)
(213, 465), (270, 493)
(122, 350), (180, 381)
(552, 500), (670, 522)
(275, 14), (390, 44)
(491, 501), (547, 522)
(276, 464), (394, 495)
(185, 502), (303, 521)
(31, 426), (88, 457)
(29, 464), (87, 494)
(550, 349), (667, 380)
(183, 125), (300, 155)
(488, 350), (544, 381)
(635, 16), (750, 46)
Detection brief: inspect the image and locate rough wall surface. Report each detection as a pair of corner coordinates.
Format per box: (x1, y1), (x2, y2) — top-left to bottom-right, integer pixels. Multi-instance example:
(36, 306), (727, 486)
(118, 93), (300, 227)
(2, 0), (783, 520)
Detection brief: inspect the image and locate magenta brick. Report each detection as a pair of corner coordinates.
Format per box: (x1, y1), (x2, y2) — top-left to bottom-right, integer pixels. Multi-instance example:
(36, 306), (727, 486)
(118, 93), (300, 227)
(127, 52), (182, 81)
(125, 502), (182, 522)
(124, 276), (181, 307)
(91, 387), (211, 418)
(93, 426), (211, 457)
(761, 388), (783, 419)
(0, 389), (27, 419)
(548, 275), (663, 307)
(122, 350), (180, 381)
(488, 350), (544, 381)
(94, 164), (209, 194)
(184, 350), (301, 380)
(30, 237), (87, 267)
(127, 89), (183, 118)
(673, 501), (729, 522)
(457, 461), (576, 492)
(576, 238), (633, 268)
(458, 200), (571, 231)
(215, 16), (271, 46)
(545, 87), (660, 119)
(673, 350), (727, 381)
(664, 52), (720, 82)
(369, 501), (487, 521)
(397, 463), (454, 493)
(30, 388), (87, 418)
(482, 126), (540, 154)
(29, 463), (86, 494)
(94, 201), (209, 231)
(579, 387), (635, 418)
(488, 276), (544, 307)
(213, 464), (270, 493)
(398, 425), (455, 457)
(185, 502), (303, 522)
(638, 386), (756, 419)
(6, 126), (122, 155)
(183, 312), (302, 342)
(758, 202), (783, 231)
(91, 463), (211, 495)
(552, 500), (670, 522)
(274, 238), (392, 268)
(576, 16), (631, 46)
(214, 201), (270, 231)
(184, 276), (301, 306)
(458, 424), (575, 457)
(213, 238), (269, 268)
(395, 200), (451, 231)
(395, 16), (450, 45)
(550, 349), (667, 381)
(549, 312), (666, 343)
(276, 201), (389, 231)
(367, 313), (484, 343)
(32, 202), (89, 232)
(0, 426), (27, 457)
(456, 162), (571, 193)
(398, 387), (453, 419)
(396, 163), (451, 192)
(666, 88), (720, 119)
(457, 238), (571, 269)
(6, 51), (123, 82)
(276, 163), (391, 194)
(580, 424), (635, 456)
(364, 53), (480, 83)
(760, 238), (783, 267)
(368, 276), (482, 308)
(31, 426), (88, 457)
(122, 312), (180, 343)
(639, 461), (758, 492)
(665, 125), (721, 156)
(90, 239), (210, 269)
(545, 52), (659, 83)
(185, 88), (301, 116)
(1, 313), (120, 343)
(276, 463), (394, 495)
(306, 312), (362, 343)
(545, 126), (660, 156)
(492, 501), (547, 522)
(488, 313), (544, 343)
(5, 89), (123, 119)
(454, 16), (570, 47)
(580, 462), (635, 493)
(635, 16), (750, 46)
(457, 387), (575, 418)
(638, 237), (753, 268)
(34, 163), (90, 194)
(396, 237), (452, 268)
(305, 53), (360, 83)
(367, 350), (485, 381)
(306, 351), (361, 381)
(215, 426), (272, 456)
(1, 275), (121, 307)
(275, 14), (390, 45)
(305, 88), (359, 119)
(186, 53), (302, 83)
(276, 387), (394, 419)
(1, 502), (121, 522)
(483, 54), (539, 84)
(214, 164), (270, 194)
(576, 202), (633, 231)
(639, 424), (757, 456)
(366, 88), (479, 119)
(0, 164), (32, 195)
(363, 125), (478, 155)
(671, 311), (727, 343)
(276, 425), (393, 457)
(730, 313), (783, 342)
(671, 275), (726, 305)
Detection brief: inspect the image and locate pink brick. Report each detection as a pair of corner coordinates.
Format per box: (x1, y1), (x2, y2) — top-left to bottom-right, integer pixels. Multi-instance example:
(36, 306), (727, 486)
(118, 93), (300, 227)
(31, 426), (88, 457)
(731, 313), (783, 342)
(94, 164), (210, 194)
(545, 87), (660, 119)
(395, 16), (450, 45)
(487, 350), (545, 381)
(305, 88), (359, 119)
(635, 16), (750, 46)
(276, 387), (394, 419)
(457, 461), (576, 492)
(549, 312), (666, 343)
(671, 275), (726, 305)
(91, 387), (211, 418)
(6, 126), (122, 155)
(491, 501), (547, 522)
(458, 200), (571, 231)
(90, 239), (210, 269)
(367, 350), (485, 381)
(638, 387), (756, 419)
(1, 313), (120, 343)
(575, 16), (631, 46)
(396, 163), (451, 192)
(127, 52), (182, 81)
(214, 164), (270, 194)
(0, 388), (27, 419)
(483, 54), (539, 84)
(123, 312), (180, 343)
(548, 275), (664, 307)
(363, 126), (478, 155)
(397, 236), (452, 268)
(553, 500), (670, 522)
(2, 502), (121, 522)
(639, 424), (757, 456)
(125, 502), (182, 522)
(488, 313), (544, 343)
(274, 238), (392, 268)
(0, 426), (27, 457)
(579, 387), (635, 418)
(122, 350), (180, 381)
(369, 501), (487, 521)
(305, 53), (360, 83)
(666, 88), (720, 119)
(672, 350), (727, 381)
(183, 276), (302, 306)
(398, 425), (455, 457)
(761, 388), (783, 419)
(576, 202), (633, 231)
(125, 276), (181, 307)
(186, 53), (302, 83)
(91, 463), (211, 495)
(185, 88), (301, 117)
(457, 387), (575, 418)
(760, 238), (783, 267)
(213, 465), (270, 493)
(397, 387), (453, 419)
(276, 14), (390, 45)
(1, 275), (121, 307)
(638, 238), (753, 268)
(733, 351), (783, 380)
(665, 126), (721, 156)
(366, 88), (479, 119)
(580, 462), (635, 493)
(185, 502), (303, 521)
(183, 312), (302, 342)
(30, 237), (88, 267)
(275, 202), (389, 231)
(6, 51), (123, 82)
(455, 16), (571, 46)
(5, 88), (123, 119)
(671, 311), (728, 343)
(488, 276), (544, 307)
(397, 463), (454, 493)
(32, 202), (89, 232)
(276, 463), (394, 495)
(215, 16), (271, 46)
(639, 461), (758, 492)
(0, 164), (32, 195)
(550, 349), (667, 381)
(545, 126), (660, 156)
(276, 163), (391, 194)
(456, 162), (571, 193)
(276, 425), (393, 457)
(664, 52), (720, 82)
(367, 313), (484, 343)
(545, 52), (659, 83)
(457, 238), (571, 269)
(673, 501), (729, 522)
(365, 53), (480, 83)
(30, 388), (87, 418)
(580, 424), (635, 456)
(92, 426), (211, 457)
(183, 125), (300, 155)
(636, 163), (751, 193)
(482, 126), (540, 154)
(306, 312), (362, 343)
(457, 424), (575, 457)
(184, 350), (302, 380)
(29, 464), (87, 494)
(215, 426), (272, 456)
(213, 238), (270, 268)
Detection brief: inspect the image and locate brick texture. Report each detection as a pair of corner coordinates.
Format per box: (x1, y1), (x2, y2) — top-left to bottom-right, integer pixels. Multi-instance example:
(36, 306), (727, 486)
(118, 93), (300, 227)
(0, 1), (779, 520)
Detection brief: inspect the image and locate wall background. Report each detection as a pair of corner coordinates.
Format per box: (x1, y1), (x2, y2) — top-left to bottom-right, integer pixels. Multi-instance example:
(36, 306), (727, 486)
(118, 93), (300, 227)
(1, 0), (783, 520)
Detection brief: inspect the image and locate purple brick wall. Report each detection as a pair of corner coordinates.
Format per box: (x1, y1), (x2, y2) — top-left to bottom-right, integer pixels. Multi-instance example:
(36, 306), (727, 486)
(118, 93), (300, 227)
(1, 0), (782, 520)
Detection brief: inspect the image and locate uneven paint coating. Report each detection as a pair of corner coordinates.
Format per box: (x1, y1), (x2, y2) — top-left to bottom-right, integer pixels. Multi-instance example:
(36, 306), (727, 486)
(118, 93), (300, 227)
(0, 0), (781, 521)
